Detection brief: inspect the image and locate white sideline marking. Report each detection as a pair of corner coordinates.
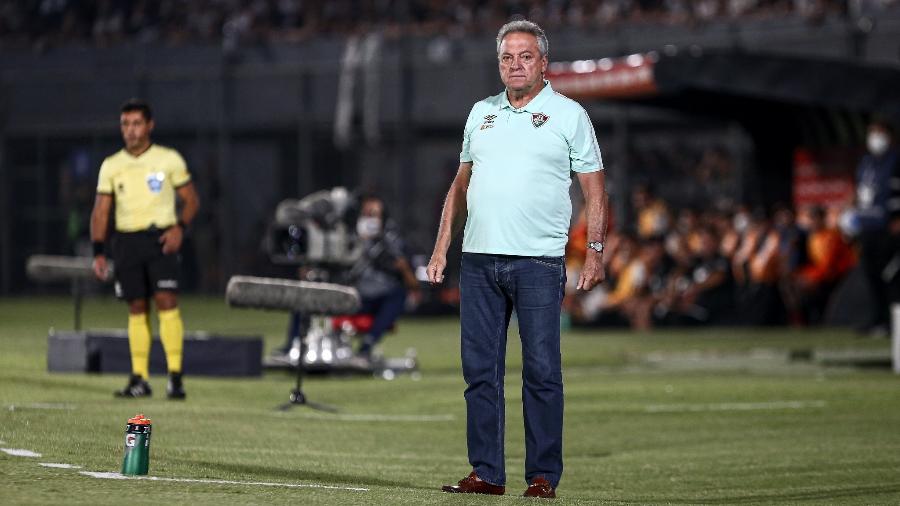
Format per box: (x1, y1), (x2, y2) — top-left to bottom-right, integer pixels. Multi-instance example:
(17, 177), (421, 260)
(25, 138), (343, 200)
(80, 472), (369, 492)
(289, 412), (454, 423)
(644, 400), (827, 413)
(1, 448), (42, 457)
(40, 463), (82, 469)
(7, 403), (76, 411)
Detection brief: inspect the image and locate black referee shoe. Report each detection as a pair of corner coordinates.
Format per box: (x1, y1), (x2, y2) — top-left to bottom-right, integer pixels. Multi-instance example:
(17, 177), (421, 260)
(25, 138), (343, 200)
(115, 374), (152, 398)
(167, 372), (186, 400)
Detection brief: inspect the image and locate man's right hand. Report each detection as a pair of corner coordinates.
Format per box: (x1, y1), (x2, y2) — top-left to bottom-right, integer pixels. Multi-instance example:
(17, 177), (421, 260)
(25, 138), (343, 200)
(93, 255), (110, 281)
(426, 254), (447, 284)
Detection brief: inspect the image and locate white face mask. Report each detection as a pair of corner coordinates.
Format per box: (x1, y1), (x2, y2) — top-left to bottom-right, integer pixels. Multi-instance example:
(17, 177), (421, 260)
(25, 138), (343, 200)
(732, 212), (750, 234)
(356, 216), (382, 238)
(867, 132), (890, 156)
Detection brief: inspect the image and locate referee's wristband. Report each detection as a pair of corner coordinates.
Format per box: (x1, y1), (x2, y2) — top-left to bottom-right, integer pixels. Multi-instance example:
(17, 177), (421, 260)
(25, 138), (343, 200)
(92, 241), (106, 257)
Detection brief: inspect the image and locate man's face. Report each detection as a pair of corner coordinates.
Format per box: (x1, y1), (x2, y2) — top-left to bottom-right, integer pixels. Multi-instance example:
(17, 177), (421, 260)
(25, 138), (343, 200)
(498, 32), (547, 94)
(867, 124), (892, 156)
(360, 199), (384, 219)
(357, 199), (384, 239)
(120, 111), (153, 151)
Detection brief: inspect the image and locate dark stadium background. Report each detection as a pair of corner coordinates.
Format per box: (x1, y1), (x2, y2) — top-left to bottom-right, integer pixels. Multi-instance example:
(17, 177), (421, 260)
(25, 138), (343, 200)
(3, 5), (900, 504)
(1, 0), (898, 319)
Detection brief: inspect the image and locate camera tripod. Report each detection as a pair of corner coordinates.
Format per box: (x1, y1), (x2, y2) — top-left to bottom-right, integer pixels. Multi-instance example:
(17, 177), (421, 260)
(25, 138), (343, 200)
(277, 319), (339, 413)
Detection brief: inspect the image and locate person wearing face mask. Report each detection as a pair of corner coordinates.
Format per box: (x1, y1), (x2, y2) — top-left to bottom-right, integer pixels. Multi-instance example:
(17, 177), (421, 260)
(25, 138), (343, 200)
(345, 194), (422, 361)
(846, 118), (900, 335)
(269, 193), (421, 367)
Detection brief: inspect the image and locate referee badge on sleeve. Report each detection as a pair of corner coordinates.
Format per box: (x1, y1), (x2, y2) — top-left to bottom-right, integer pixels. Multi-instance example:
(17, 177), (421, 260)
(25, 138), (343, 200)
(532, 113), (549, 128)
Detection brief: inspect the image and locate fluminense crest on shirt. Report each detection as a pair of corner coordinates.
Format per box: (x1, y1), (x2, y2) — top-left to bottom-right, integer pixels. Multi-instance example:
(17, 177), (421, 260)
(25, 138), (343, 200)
(532, 113), (549, 128)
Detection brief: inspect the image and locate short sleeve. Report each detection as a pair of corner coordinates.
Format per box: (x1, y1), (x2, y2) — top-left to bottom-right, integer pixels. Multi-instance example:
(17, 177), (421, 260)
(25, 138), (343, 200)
(459, 104), (480, 163)
(382, 229), (406, 259)
(568, 107), (603, 173)
(169, 151), (191, 188)
(96, 159), (113, 194)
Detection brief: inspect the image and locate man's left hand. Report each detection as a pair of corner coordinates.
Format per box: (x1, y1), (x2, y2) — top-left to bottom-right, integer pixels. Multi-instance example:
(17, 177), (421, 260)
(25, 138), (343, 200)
(576, 254), (605, 291)
(159, 225), (183, 254)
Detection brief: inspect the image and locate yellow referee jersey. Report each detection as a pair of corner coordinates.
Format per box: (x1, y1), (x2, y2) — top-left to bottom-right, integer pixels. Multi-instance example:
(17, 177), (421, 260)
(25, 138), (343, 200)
(96, 144), (191, 232)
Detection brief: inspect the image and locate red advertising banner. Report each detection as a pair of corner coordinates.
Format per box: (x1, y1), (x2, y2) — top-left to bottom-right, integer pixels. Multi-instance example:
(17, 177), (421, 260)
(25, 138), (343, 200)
(546, 53), (658, 99)
(792, 147), (856, 208)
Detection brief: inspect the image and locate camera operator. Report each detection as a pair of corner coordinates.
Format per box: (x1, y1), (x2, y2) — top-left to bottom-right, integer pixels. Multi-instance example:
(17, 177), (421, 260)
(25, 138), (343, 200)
(348, 194), (421, 361)
(269, 193), (420, 366)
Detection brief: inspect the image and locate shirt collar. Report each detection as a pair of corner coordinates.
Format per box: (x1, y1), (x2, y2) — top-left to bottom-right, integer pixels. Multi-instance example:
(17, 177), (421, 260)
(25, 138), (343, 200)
(123, 143), (155, 160)
(500, 80), (553, 113)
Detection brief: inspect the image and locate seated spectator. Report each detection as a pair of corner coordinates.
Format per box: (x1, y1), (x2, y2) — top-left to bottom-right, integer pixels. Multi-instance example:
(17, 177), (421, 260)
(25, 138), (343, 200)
(733, 212), (786, 325)
(570, 233), (638, 326)
(631, 183), (671, 239)
(621, 237), (672, 330)
(656, 225), (734, 325)
(785, 205), (856, 324)
(563, 208), (588, 320)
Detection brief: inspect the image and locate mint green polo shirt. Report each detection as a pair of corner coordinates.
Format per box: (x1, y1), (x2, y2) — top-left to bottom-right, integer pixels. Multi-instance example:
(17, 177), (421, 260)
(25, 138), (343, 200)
(460, 80), (604, 257)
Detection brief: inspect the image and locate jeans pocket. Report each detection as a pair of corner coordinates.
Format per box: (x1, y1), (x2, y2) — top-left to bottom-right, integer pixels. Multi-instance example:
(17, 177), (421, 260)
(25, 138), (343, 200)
(529, 256), (564, 271)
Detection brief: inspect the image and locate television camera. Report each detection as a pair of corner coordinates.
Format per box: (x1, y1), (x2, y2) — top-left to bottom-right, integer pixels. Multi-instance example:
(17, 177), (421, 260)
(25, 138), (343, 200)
(258, 187), (418, 379)
(266, 186), (361, 270)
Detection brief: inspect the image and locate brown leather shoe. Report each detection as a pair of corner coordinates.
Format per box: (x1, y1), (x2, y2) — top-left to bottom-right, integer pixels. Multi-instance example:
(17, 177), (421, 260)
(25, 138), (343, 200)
(441, 471), (505, 495)
(523, 476), (556, 498)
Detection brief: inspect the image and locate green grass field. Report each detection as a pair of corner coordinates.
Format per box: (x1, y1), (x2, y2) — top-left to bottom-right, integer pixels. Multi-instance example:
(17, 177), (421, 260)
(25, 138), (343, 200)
(2, 296), (900, 505)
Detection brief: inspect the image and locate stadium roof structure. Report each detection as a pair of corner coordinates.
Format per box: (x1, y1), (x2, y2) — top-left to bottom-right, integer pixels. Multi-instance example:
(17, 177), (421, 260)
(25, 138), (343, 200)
(548, 48), (900, 136)
(548, 49), (900, 206)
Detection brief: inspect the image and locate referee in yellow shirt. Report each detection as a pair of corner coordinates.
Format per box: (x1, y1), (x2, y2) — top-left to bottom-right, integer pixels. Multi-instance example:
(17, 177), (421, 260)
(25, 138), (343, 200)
(90, 99), (200, 399)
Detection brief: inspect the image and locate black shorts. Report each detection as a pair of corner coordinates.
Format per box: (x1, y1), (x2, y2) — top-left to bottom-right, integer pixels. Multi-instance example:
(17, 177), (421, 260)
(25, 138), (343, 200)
(112, 229), (180, 301)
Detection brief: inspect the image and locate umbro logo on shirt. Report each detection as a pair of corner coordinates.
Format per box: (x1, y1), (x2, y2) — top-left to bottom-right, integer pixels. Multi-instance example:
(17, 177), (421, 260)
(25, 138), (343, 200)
(478, 113), (550, 129)
(532, 113), (549, 128)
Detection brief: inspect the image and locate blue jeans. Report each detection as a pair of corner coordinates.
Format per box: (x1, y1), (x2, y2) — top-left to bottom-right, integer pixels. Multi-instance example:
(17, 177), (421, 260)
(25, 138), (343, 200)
(459, 253), (566, 488)
(358, 285), (408, 354)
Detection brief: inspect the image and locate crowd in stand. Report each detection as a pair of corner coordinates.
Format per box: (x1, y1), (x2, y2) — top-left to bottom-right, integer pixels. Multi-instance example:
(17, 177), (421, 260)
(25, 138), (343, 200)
(564, 183), (858, 329)
(1, 0), (889, 50)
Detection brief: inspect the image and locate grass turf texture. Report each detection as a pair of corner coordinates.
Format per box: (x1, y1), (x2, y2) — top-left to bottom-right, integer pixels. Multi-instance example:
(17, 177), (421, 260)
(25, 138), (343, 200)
(2, 296), (900, 505)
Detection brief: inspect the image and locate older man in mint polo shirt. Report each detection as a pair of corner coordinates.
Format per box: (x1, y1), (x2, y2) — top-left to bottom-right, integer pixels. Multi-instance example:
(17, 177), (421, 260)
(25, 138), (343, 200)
(428, 19), (608, 499)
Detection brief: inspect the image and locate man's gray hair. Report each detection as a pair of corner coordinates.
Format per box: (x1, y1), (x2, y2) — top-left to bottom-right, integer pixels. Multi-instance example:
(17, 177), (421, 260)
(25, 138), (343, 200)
(496, 20), (549, 57)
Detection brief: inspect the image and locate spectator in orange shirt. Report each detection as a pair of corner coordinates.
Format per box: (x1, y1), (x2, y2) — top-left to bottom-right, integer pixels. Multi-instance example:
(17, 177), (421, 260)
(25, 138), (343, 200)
(788, 206), (856, 324)
(733, 212), (786, 325)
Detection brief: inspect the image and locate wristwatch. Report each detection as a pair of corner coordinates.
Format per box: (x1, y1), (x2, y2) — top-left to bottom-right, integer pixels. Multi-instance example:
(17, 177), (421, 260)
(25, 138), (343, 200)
(587, 241), (604, 254)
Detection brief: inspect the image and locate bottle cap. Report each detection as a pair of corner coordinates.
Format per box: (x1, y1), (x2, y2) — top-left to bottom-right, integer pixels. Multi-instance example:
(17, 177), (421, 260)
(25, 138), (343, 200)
(128, 414), (152, 425)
